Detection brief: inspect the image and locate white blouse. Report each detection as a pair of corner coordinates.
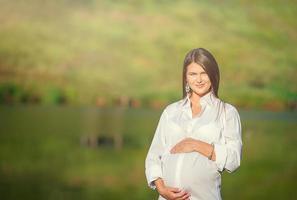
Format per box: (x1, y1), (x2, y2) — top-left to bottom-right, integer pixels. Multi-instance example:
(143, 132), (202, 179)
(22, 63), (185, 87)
(145, 91), (242, 200)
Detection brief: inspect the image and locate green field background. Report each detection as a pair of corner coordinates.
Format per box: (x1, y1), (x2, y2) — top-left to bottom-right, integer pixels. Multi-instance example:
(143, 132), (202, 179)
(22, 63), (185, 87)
(0, 0), (297, 200)
(0, 0), (296, 109)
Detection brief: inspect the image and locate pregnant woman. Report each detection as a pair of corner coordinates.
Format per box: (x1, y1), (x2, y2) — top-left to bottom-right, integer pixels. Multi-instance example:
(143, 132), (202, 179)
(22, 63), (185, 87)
(145, 48), (242, 200)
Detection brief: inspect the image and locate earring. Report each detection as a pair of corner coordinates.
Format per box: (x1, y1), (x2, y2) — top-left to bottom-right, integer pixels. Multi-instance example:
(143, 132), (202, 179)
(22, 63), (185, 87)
(185, 83), (190, 93)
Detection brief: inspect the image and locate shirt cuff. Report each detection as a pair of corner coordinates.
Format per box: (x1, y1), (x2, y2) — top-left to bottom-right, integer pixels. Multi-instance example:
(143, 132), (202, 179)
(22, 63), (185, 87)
(213, 143), (227, 172)
(146, 166), (163, 189)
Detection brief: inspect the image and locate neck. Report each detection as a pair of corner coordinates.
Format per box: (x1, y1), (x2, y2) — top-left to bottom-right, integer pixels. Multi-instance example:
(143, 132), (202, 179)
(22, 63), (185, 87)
(189, 93), (201, 102)
(189, 93), (202, 108)
(189, 90), (211, 107)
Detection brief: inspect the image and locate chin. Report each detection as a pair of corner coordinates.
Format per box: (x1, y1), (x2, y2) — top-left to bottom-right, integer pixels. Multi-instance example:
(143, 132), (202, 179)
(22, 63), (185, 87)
(193, 88), (211, 96)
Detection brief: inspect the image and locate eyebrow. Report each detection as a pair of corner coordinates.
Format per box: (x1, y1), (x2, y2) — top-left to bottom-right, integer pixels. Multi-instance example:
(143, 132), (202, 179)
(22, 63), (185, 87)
(188, 71), (206, 74)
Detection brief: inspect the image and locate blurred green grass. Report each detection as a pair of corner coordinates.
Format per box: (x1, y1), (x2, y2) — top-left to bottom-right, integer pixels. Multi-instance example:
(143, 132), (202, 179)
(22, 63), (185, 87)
(0, 0), (296, 109)
(0, 106), (296, 199)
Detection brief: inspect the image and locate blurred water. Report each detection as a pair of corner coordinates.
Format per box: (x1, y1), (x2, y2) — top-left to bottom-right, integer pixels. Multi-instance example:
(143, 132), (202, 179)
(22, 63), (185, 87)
(0, 106), (296, 200)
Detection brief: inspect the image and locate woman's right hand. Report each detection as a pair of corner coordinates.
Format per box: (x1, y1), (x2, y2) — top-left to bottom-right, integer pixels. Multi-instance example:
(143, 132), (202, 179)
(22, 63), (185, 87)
(154, 178), (191, 200)
(159, 186), (190, 200)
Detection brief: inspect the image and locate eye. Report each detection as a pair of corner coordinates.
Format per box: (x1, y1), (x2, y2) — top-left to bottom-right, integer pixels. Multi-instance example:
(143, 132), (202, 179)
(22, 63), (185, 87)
(188, 72), (197, 75)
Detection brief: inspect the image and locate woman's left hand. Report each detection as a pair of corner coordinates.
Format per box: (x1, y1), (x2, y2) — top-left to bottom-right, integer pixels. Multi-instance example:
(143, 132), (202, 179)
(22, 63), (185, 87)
(170, 138), (199, 154)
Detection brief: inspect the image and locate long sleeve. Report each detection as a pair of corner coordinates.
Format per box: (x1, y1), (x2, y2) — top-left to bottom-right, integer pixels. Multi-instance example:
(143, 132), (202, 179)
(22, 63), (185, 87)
(214, 105), (242, 173)
(145, 109), (168, 189)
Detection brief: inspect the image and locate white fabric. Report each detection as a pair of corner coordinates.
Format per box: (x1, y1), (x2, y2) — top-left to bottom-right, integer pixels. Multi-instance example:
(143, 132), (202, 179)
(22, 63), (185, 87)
(145, 91), (242, 200)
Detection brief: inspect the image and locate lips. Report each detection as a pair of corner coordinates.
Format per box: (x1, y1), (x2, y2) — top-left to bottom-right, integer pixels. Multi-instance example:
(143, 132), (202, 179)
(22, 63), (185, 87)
(196, 84), (205, 88)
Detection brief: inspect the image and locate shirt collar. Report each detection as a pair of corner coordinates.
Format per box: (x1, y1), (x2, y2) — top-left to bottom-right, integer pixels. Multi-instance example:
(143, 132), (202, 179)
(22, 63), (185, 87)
(180, 91), (215, 109)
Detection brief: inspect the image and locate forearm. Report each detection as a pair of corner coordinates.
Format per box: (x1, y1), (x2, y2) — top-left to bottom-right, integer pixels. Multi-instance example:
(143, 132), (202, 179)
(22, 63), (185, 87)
(194, 140), (216, 161)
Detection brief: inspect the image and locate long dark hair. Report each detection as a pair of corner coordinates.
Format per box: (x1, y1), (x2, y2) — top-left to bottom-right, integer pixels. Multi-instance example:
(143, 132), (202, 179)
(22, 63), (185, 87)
(182, 48), (220, 98)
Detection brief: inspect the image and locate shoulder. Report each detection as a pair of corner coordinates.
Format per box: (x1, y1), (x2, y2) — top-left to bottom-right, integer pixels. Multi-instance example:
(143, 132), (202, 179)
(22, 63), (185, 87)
(224, 102), (239, 114)
(221, 101), (241, 121)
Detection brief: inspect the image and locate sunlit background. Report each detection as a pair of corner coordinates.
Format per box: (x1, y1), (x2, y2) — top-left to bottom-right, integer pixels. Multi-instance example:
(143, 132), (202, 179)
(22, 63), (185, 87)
(0, 0), (296, 199)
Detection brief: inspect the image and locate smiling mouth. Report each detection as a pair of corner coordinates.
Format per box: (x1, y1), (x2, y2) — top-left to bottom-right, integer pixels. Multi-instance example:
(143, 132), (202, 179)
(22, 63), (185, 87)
(196, 84), (205, 87)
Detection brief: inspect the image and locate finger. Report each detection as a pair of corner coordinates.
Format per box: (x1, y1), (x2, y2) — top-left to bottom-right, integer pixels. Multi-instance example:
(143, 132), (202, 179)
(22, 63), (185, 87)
(170, 146), (177, 153)
(171, 147), (180, 153)
(175, 146), (182, 153)
(175, 194), (190, 200)
(171, 148), (179, 154)
(176, 193), (190, 200)
(181, 193), (191, 200)
(168, 187), (181, 193)
(176, 196), (190, 200)
(173, 190), (187, 198)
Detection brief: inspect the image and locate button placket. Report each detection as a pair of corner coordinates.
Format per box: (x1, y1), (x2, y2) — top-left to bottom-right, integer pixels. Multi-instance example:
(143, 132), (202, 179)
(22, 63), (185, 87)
(186, 120), (194, 136)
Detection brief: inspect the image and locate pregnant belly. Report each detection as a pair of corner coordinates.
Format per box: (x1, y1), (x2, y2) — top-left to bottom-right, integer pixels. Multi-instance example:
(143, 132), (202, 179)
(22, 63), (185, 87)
(162, 152), (220, 192)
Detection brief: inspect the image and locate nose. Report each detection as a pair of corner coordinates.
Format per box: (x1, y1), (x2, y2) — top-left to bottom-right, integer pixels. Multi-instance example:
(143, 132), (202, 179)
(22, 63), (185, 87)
(196, 74), (202, 83)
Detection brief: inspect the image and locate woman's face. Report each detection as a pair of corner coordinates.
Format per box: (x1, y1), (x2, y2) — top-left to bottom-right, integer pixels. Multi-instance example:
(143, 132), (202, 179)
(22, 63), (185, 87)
(186, 62), (212, 96)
